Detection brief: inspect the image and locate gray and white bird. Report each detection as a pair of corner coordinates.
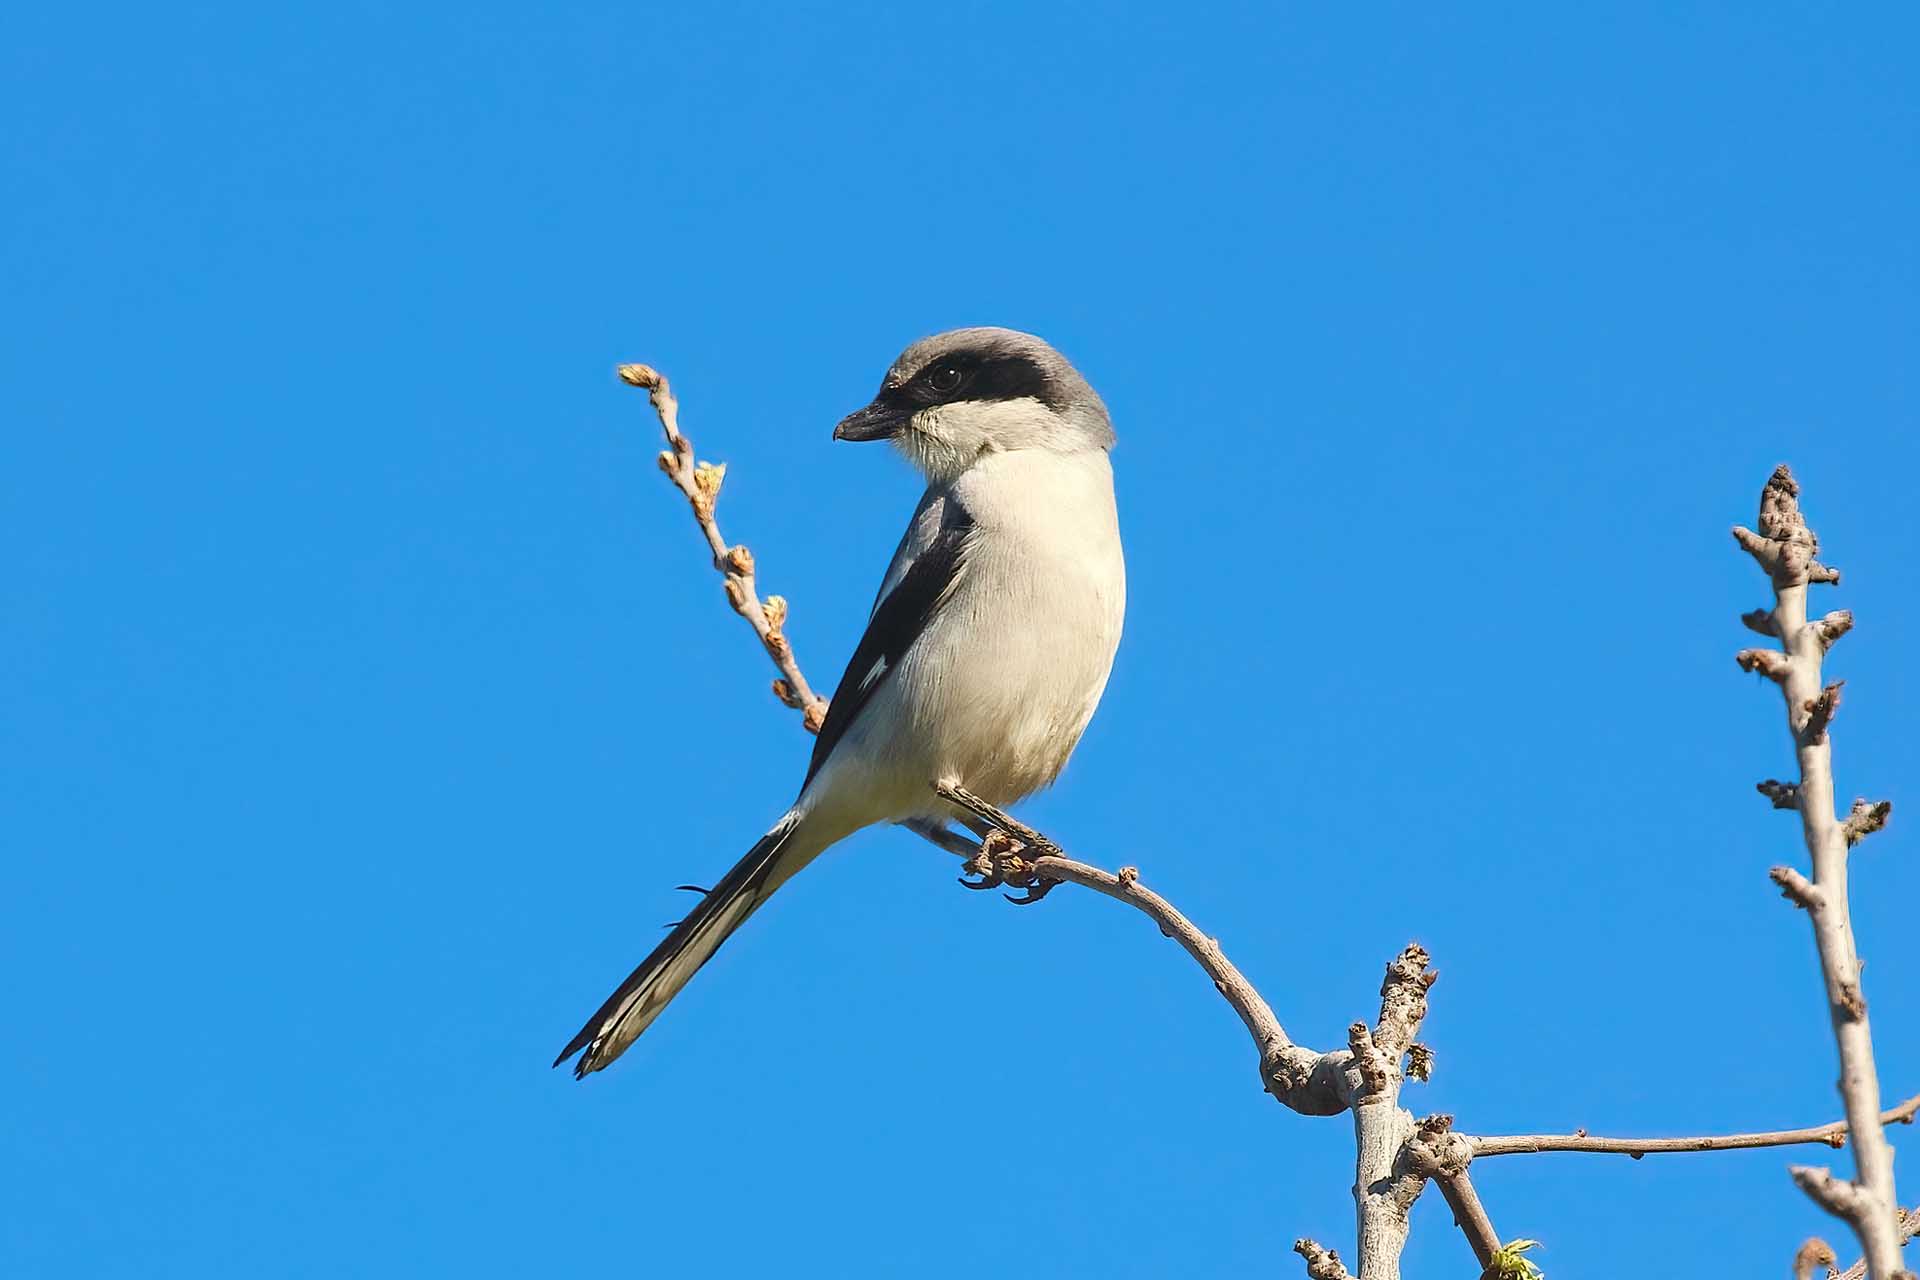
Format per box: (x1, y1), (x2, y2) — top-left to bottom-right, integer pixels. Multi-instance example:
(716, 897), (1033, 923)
(554, 327), (1126, 1077)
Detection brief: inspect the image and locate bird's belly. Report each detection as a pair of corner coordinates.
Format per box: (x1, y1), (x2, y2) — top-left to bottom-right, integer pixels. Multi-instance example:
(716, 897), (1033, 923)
(885, 574), (1121, 810)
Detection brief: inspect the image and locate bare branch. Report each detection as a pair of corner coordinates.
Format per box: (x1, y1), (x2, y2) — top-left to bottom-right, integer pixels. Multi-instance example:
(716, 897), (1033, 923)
(939, 778), (1442, 1277)
(1471, 1093), (1920, 1159)
(1733, 463), (1905, 1275)
(1837, 1210), (1920, 1280)
(1744, 608), (1782, 637)
(1773, 865), (1824, 911)
(1405, 1115), (1501, 1269)
(618, 363), (830, 732)
(931, 780), (1349, 1114)
(1798, 1164), (1879, 1221)
(1373, 944), (1437, 1063)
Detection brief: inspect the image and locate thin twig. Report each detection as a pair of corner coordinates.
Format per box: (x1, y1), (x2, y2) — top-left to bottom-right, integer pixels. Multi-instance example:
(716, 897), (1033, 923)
(1471, 1093), (1920, 1159)
(617, 363), (830, 730)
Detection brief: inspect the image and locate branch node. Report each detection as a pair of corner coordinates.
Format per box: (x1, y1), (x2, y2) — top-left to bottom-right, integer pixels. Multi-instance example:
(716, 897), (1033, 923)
(1842, 799), (1892, 847)
(1801, 681), (1844, 744)
(692, 459), (727, 505)
(1770, 865), (1822, 911)
(1347, 1021), (1390, 1097)
(1792, 1164), (1874, 1221)
(1758, 779), (1802, 810)
(1292, 1239), (1355, 1280)
(1736, 648), (1792, 683)
(1742, 608), (1781, 637)
(1814, 609), (1855, 652)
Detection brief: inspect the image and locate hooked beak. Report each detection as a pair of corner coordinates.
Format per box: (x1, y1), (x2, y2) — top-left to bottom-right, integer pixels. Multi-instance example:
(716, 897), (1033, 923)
(832, 398), (908, 443)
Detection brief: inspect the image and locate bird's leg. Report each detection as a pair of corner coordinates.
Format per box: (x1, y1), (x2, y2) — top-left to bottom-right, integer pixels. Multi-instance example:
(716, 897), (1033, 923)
(901, 818), (985, 861)
(933, 781), (1063, 905)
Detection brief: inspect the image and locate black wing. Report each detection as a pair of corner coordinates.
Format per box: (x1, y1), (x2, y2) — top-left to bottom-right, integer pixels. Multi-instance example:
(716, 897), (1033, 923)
(803, 499), (974, 787)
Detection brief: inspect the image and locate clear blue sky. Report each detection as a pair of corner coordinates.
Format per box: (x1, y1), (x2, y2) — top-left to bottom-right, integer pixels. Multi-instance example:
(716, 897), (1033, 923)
(4, 4), (1916, 1276)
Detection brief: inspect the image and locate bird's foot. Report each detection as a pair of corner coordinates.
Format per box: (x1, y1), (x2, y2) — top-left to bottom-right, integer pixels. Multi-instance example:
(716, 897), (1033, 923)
(957, 829), (1060, 905)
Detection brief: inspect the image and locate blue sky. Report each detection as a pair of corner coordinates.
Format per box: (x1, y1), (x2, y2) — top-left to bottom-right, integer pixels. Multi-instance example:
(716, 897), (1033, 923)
(4, 4), (1916, 1276)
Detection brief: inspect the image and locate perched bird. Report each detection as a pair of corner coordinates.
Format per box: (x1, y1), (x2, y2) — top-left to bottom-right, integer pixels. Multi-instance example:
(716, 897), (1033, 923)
(554, 327), (1126, 1077)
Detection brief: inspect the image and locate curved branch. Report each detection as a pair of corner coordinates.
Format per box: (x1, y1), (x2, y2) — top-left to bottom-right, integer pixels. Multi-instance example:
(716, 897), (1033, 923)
(1472, 1093), (1920, 1159)
(931, 780), (1349, 1116)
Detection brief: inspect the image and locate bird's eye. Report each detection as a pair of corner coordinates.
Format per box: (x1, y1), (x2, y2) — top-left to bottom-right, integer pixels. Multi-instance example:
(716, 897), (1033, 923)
(927, 364), (964, 394)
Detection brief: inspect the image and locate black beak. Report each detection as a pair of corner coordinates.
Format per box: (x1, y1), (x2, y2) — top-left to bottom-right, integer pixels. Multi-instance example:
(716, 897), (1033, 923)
(832, 399), (908, 442)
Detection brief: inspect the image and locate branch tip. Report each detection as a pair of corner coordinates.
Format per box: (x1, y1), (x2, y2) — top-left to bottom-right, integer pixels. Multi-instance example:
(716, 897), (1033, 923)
(615, 361), (661, 390)
(1742, 608), (1781, 637)
(1758, 779), (1802, 810)
(1736, 648), (1792, 683)
(1792, 1163), (1874, 1220)
(1770, 865), (1822, 911)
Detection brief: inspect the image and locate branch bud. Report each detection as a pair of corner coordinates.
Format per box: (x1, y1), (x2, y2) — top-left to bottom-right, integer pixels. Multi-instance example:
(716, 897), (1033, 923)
(1292, 1240), (1355, 1280)
(1812, 609), (1854, 652)
(693, 460), (727, 503)
(723, 576), (749, 613)
(1736, 648), (1792, 683)
(1770, 865), (1821, 910)
(725, 544), (754, 575)
(763, 594), (789, 633)
(1802, 681), (1843, 743)
(1757, 779), (1801, 810)
(1842, 798), (1891, 847)
(1791, 1238), (1836, 1280)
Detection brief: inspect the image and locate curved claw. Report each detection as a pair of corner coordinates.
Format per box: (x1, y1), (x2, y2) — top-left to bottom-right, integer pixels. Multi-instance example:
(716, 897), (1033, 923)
(1004, 878), (1058, 906)
(674, 884), (711, 895)
(958, 871), (1002, 892)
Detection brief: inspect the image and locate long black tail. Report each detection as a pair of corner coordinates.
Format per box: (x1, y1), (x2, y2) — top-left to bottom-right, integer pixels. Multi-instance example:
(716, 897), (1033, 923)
(553, 812), (803, 1078)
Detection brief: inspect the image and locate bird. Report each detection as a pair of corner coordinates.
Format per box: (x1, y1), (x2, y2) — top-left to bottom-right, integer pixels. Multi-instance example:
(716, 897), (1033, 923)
(553, 327), (1126, 1078)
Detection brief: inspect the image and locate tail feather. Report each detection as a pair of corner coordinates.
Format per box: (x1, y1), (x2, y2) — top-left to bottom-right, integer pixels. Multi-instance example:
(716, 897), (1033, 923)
(553, 812), (804, 1078)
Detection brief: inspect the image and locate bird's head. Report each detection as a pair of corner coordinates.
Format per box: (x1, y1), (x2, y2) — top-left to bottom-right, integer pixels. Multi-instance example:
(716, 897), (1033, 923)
(834, 328), (1112, 484)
